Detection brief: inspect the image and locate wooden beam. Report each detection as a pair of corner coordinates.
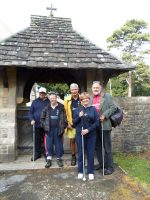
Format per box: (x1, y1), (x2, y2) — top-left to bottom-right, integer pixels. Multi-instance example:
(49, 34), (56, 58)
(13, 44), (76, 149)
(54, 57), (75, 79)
(1, 67), (9, 88)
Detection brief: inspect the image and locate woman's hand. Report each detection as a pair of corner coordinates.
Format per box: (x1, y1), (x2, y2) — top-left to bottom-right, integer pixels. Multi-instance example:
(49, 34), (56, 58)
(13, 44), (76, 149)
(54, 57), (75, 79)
(79, 111), (84, 117)
(100, 114), (105, 122)
(81, 129), (89, 135)
(31, 120), (35, 125)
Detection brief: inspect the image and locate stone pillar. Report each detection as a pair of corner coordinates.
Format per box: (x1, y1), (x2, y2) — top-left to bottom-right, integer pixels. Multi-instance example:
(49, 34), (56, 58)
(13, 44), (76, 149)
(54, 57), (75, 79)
(86, 69), (103, 94)
(0, 67), (17, 162)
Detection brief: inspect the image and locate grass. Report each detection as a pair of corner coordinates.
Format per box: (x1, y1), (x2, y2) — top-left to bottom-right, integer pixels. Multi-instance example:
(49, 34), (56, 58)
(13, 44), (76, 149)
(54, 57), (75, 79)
(114, 153), (150, 190)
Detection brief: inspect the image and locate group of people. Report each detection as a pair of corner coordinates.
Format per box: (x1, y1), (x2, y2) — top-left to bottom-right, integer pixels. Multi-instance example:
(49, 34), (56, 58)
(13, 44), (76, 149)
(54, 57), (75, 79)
(29, 81), (117, 180)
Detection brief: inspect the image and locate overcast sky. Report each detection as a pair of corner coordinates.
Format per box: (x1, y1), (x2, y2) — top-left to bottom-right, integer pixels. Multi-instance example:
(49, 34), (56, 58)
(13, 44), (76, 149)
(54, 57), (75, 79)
(0, 0), (150, 58)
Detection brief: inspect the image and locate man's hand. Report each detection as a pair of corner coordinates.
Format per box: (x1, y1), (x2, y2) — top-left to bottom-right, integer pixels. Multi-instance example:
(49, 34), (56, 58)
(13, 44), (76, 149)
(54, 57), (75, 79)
(31, 120), (35, 125)
(79, 111), (84, 117)
(81, 129), (89, 135)
(100, 114), (105, 122)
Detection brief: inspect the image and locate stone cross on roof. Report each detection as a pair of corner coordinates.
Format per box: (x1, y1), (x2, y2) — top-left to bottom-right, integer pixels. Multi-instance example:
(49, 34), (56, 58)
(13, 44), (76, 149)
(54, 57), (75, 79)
(46, 4), (57, 17)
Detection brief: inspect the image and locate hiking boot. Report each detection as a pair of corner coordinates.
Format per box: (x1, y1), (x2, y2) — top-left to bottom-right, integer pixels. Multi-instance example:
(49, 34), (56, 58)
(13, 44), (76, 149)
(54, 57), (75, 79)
(71, 155), (76, 166)
(45, 159), (52, 168)
(57, 159), (63, 167)
(104, 168), (114, 175)
(31, 155), (41, 161)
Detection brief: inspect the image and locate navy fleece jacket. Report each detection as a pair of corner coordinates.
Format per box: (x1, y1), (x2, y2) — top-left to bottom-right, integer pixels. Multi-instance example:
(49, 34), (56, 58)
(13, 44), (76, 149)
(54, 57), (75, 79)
(73, 106), (99, 136)
(29, 97), (50, 127)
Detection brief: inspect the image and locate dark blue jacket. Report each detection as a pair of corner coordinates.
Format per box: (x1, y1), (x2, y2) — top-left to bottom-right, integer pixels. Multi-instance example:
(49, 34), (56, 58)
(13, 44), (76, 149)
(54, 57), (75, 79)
(29, 97), (50, 127)
(73, 106), (99, 137)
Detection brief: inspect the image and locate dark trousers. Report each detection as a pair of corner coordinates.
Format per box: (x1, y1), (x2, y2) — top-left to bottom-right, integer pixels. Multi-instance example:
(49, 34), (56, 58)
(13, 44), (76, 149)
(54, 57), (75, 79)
(45, 128), (64, 158)
(76, 133), (96, 174)
(34, 127), (45, 157)
(95, 126), (114, 169)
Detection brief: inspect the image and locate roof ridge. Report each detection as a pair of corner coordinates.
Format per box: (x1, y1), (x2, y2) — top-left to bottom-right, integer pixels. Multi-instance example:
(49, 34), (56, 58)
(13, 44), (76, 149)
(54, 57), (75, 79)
(30, 15), (71, 21)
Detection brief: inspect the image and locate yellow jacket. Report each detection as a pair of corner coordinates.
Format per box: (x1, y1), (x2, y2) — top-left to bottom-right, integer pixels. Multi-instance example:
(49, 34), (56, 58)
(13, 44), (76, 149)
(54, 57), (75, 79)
(64, 95), (73, 125)
(64, 94), (81, 125)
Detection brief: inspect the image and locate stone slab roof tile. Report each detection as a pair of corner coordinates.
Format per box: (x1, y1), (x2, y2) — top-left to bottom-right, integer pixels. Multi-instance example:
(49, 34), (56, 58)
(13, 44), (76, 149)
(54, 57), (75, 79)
(0, 15), (133, 70)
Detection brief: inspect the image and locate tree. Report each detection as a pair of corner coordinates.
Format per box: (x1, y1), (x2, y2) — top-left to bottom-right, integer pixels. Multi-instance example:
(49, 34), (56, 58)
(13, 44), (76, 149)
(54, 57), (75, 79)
(132, 61), (150, 96)
(106, 75), (128, 97)
(107, 19), (150, 96)
(39, 83), (70, 98)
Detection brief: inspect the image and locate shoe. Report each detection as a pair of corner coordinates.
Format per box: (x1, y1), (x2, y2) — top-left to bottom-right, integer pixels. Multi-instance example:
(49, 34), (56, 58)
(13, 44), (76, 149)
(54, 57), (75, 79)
(94, 164), (102, 170)
(104, 168), (114, 175)
(31, 155), (41, 161)
(88, 174), (94, 180)
(78, 173), (83, 179)
(57, 159), (63, 167)
(71, 155), (76, 166)
(45, 159), (52, 168)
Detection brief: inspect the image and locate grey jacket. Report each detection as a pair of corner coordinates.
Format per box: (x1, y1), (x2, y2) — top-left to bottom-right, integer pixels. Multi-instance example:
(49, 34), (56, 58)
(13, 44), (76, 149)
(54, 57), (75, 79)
(91, 93), (117, 130)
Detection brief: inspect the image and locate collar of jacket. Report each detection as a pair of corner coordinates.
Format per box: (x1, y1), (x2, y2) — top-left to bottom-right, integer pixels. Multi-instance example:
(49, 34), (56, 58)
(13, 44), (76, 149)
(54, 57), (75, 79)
(100, 92), (105, 98)
(81, 105), (91, 109)
(65, 94), (80, 101)
(46, 102), (64, 111)
(92, 91), (104, 99)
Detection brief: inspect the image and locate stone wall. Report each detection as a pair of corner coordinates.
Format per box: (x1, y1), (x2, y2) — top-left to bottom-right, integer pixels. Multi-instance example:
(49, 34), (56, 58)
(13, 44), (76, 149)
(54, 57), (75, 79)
(112, 97), (150, 152)
(0, 67), (17, 162)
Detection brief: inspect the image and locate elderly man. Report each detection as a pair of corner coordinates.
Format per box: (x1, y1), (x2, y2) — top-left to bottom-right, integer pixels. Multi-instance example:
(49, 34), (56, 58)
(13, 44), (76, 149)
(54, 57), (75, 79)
(91, 81), (117, 175)
(64, 83), (80, 166)
(29, 87), (49, 161)
(40, 93), (67, 168)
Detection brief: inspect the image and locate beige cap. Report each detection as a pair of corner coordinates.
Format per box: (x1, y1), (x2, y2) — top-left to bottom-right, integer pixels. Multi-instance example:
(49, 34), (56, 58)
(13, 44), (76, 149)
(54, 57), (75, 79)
(39, 87), (46, 93)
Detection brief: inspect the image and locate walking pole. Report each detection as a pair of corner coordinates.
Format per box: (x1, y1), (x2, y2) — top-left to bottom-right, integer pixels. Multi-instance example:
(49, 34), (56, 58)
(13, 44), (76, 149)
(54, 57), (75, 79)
(101, 122), (105, 176)
(32, 124), (35, 170)
(81, 115), (86, 181)
(82, 126), (86, 181)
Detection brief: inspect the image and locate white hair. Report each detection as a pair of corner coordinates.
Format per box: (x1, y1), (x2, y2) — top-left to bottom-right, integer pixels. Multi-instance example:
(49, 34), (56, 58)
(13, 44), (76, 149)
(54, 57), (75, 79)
(92, 81), (101, 86)
(70, 83), (79, 90)
(49, 92), (57, 98)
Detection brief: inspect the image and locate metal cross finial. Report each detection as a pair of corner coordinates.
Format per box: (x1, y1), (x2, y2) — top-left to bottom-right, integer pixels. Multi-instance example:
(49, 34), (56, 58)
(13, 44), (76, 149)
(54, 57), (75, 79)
(46, 4), (57, 17)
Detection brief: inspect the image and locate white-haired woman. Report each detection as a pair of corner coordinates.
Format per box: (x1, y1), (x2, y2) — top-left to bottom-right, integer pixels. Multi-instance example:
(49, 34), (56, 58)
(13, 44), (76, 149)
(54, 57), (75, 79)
(73, 92), (99, 180)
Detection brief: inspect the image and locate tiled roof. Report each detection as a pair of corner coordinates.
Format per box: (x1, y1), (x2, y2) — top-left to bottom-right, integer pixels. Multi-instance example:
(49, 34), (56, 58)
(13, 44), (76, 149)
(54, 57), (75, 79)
(0, 15), (133, 70)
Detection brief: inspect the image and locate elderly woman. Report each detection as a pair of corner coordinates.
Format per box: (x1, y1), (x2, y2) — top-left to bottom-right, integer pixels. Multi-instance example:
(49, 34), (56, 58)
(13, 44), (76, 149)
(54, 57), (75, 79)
(73, 92), (99, 180)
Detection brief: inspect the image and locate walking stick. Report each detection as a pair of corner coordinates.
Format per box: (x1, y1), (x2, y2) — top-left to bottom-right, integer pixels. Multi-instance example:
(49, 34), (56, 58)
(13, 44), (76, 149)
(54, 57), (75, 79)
(32, 124), (35, 170)
(81, 116), (86, 181)
(101, 122), (105, 176)
(82, 127), (86, 181)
